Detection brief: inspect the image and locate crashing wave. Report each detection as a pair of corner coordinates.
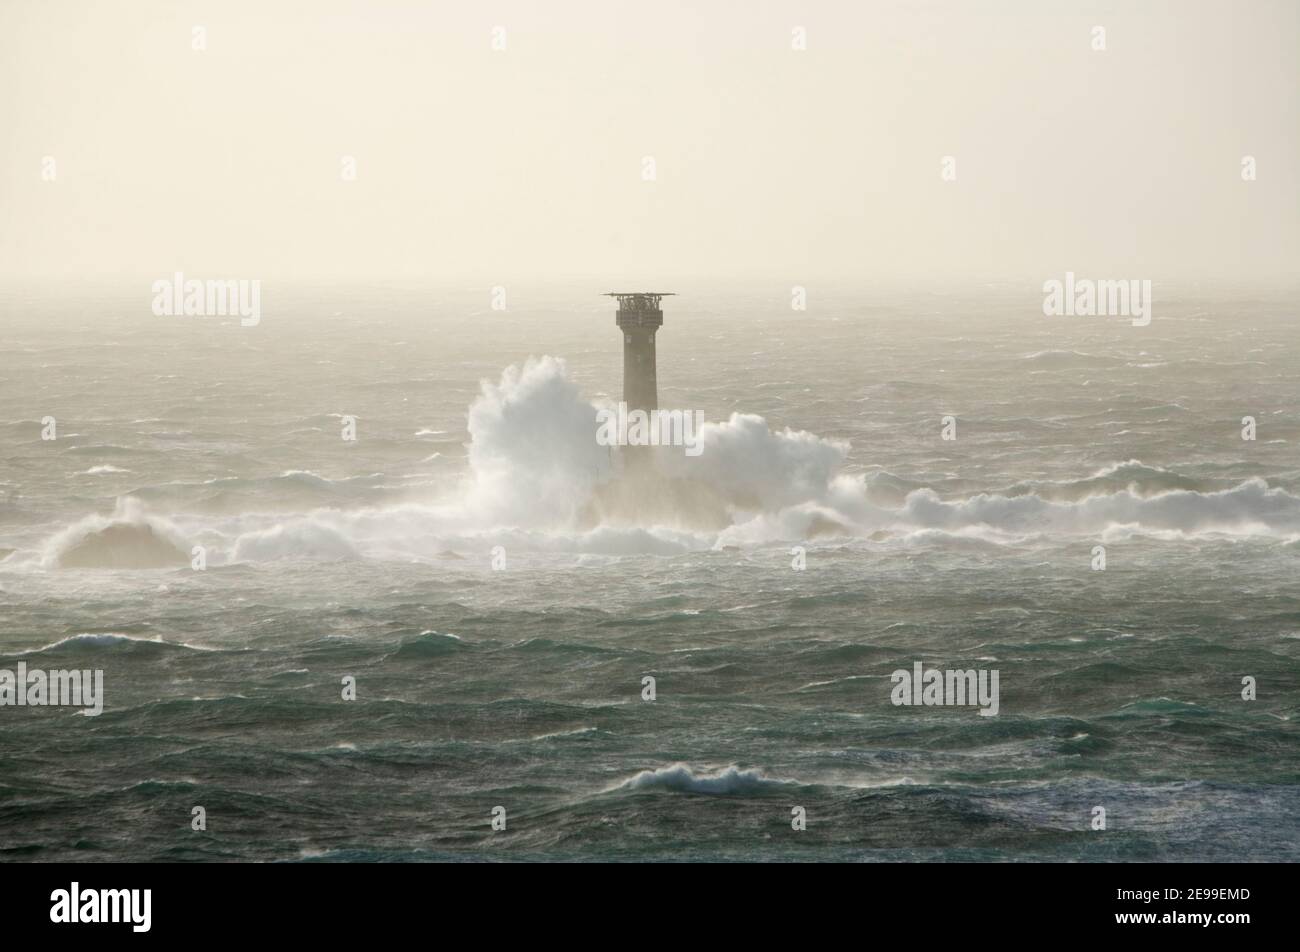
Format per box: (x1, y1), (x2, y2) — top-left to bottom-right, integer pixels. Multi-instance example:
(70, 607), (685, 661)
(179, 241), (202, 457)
(46, 500), (190, 569)
(618, 764), (801, 795)
(31, 356), (1300, 565)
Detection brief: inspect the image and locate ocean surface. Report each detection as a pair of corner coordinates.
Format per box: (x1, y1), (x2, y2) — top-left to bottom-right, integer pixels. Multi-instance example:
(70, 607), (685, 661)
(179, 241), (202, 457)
(1, 281), (1298, 862)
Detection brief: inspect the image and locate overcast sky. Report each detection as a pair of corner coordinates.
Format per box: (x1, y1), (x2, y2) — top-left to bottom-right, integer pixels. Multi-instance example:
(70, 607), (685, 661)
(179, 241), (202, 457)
(1, 0), (1296, 286)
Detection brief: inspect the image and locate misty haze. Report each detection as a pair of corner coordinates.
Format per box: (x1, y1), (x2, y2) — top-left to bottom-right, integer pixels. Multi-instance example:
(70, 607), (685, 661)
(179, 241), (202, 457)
(0, 0), (1297, 873)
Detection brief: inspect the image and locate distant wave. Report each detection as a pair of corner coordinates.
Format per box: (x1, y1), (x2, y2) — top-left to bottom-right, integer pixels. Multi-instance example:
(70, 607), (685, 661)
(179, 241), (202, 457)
(713, 474), (1300, 547)
(126, 469), (423, 513)
(1000, 460), (1210, 501)
(45, 500), (190, 569)
(388, 630), (465, 658)
(18, 632), (157, 653)
(1019, 349), (1122, 365)
(617, 764), (803, 796)
(65, 444), (142, 457)
(531, 726), (600, 742)
(9, 632), (219, 656)
(882, 477), (1300, 539)
(231, 520), (358, 562)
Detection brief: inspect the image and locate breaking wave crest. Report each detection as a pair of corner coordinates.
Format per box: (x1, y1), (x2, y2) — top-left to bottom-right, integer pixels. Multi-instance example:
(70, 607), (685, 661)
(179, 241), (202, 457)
(8, 632), (219, 656)
(1000, 461), (1213, 502)
(618, 764), (802, 796)
(26, 357), (1300, 567)
(45, 499), (190, 569)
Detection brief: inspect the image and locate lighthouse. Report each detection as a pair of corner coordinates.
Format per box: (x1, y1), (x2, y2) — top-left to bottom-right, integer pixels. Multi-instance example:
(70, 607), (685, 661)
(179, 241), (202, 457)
(603, 292), (674, 415)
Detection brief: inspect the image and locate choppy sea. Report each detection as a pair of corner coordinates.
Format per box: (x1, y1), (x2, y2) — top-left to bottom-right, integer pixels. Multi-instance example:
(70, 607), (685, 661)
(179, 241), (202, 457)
(1, 282), (1297, 861)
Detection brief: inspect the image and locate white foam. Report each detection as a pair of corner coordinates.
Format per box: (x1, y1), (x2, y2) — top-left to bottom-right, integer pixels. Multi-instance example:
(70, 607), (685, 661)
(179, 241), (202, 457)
(618, 764), (801, 795)
(34, 357), (1300, 564)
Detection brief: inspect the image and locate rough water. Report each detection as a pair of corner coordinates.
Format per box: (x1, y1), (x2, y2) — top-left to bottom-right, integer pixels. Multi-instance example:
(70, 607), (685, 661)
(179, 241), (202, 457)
(1, 282), (1298, 862)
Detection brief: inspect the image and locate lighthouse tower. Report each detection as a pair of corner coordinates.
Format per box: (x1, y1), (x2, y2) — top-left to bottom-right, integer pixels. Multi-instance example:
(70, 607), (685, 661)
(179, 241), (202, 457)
(604, 292), (674, 415)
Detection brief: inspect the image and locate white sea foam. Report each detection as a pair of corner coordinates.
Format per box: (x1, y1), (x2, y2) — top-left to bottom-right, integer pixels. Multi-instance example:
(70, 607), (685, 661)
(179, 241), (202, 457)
(14, 632), (160, 654)
(618, 764), (801, 795)
(33, 356), (1300, 566)
(231, 520), (359, 562)
(44, 499), (190, 569)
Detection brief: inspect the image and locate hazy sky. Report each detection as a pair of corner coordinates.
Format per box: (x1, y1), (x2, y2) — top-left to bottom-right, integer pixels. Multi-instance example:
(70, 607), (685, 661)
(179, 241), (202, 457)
(1, 0), (1296, 286)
